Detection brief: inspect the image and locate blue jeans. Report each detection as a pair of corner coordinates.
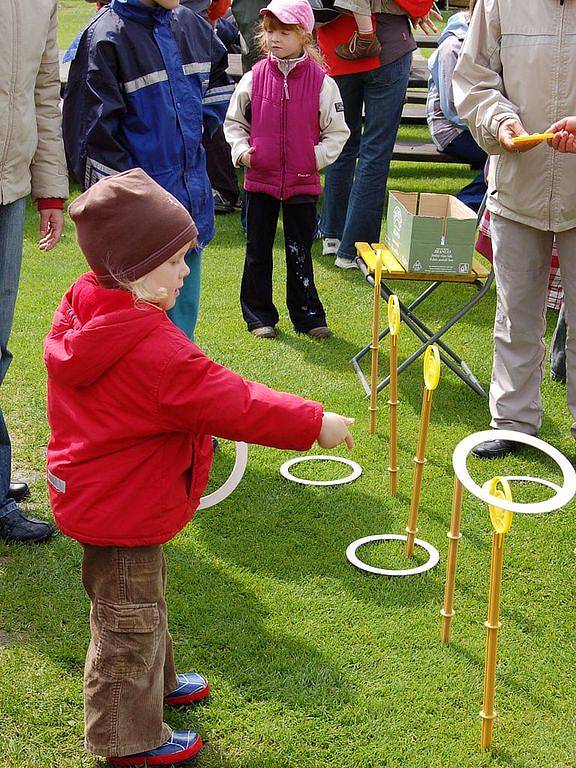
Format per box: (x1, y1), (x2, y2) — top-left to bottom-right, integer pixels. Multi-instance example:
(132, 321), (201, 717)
(442, 130), (488, 212)
(167, 246), (202, 342)
(320, 52), (411, 261)
(0, 198), (26, 519)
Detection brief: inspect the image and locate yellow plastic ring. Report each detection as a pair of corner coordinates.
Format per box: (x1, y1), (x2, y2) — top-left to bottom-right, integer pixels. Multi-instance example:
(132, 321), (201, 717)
(388, 295), (400, 336)
(488, 476), (513, 533)
(423, 345), (441, 390)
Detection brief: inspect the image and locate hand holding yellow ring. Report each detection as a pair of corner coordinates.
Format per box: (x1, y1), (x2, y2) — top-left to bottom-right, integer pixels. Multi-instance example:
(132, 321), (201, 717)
(388, 295), (400, 336)
(423, 345), (441, 390)
(488, 476), (513, 533)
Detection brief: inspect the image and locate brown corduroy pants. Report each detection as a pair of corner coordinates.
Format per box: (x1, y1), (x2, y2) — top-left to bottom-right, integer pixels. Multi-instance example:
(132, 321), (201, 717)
(81, 544), (178, 758)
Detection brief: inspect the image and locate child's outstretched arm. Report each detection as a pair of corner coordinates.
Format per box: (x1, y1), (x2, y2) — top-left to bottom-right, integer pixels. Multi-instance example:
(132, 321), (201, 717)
(223, 72), (253, 167)
(315, 77), (351, 170)
(157, 342), (353, 452)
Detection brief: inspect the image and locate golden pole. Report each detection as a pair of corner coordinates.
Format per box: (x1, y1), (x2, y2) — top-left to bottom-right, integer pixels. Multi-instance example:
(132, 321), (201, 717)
(388, 295), (400, 493)
(440, 475), (464, 644)
(369, 250), (383, 434)
(405, 345), (441, 557)
(480, 478), (513, 750)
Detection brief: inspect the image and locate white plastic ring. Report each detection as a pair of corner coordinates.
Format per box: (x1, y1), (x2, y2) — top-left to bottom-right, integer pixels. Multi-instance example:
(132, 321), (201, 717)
(280, 455), (362, 486)
(452, 430), (576, 515)
(346, 534), (440, 577)
(198, 441), (248, 510)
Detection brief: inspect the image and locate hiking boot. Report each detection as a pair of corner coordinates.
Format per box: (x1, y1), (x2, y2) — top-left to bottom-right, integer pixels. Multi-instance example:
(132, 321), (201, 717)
(471, 439), (520, 459)
(305, 326), (332, 339)
(250, 326), (276, 339)
(322, 238), (340, 256)
(164, 673), (210, 706)
(335, 32), (382, 61)
(109, 731), (202, 766)
(334, 255), (357, 270)
(0, 507), (53, 544)
(213, 190), (235, 214)
(7, 481), (30, 502)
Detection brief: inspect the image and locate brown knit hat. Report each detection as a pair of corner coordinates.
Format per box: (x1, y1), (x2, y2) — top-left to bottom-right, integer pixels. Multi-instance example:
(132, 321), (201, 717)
(68, 169), (198, 289)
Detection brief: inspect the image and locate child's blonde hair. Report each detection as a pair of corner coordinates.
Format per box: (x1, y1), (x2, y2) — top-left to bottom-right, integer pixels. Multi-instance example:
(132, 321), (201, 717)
(124, 275), (168, 306)
(256, 13), (325, 66)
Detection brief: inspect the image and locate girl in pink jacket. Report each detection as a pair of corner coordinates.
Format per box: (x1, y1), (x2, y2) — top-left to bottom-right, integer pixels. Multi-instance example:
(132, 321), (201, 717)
(224, 0), (349, 340)
(44, 169), (353, 766)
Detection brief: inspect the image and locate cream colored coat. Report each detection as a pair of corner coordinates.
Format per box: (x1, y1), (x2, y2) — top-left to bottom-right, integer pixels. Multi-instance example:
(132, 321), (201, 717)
(454, 0), (576, 232)
(0, 0), (68, 204)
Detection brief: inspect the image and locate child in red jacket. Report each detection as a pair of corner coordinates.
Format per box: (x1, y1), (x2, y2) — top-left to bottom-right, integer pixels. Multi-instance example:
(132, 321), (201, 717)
(44, 169), (353, 767)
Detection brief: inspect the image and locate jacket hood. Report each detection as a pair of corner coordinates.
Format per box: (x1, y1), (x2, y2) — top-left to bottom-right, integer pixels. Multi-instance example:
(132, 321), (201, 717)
(437, 11), (469, 46)
(44, 272), (165, 387)
(111, 0), (172, 26)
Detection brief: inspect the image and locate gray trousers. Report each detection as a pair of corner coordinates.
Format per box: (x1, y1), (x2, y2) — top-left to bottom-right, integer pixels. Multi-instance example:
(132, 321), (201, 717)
(490, 214), (576, 437)
(82, 545), (178, 757)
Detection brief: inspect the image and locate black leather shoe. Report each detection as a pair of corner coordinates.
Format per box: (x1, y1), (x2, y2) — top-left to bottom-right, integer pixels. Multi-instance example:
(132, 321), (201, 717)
(0, 508), (53, 544)
(472, 439), (520, 459)
(7, 481), (30, 503)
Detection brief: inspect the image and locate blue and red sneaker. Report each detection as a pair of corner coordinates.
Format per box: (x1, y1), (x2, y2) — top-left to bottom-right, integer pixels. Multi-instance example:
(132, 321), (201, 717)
(109, 730), (202, 766)
(164, 672), (210, 706)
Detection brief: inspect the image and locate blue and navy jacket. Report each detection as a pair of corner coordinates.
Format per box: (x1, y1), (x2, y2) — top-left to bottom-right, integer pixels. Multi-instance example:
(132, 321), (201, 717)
(62, 0), (234, 248)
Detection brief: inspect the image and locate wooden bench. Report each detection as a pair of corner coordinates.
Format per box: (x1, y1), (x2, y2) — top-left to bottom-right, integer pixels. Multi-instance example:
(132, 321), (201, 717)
(392, 140), (465, 164)
(400, 103), (427, 125)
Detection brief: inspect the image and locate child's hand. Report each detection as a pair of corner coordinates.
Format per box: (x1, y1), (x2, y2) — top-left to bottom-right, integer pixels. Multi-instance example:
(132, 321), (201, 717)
(240, 147), (255, 167)
(547, 116), (576, 153)
(317, 412), (355, 450)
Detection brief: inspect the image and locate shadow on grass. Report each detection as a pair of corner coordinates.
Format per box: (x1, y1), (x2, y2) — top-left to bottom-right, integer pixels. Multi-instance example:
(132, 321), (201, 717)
(445, 641), (559, 714)
(195, 464), (442, 611)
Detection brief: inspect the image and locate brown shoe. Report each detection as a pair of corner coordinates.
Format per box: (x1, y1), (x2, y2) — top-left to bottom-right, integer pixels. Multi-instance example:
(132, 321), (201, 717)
(306, 326), (332, 339)
(335, 32), (382, 61)
(251, 325), (276, 339)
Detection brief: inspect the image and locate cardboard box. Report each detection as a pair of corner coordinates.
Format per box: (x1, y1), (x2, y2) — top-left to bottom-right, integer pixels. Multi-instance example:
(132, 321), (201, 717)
(385, 191), (476, 275)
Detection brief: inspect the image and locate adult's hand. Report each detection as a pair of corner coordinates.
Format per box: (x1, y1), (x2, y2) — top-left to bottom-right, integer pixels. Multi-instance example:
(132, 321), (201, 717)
(547, 116), (576, 154)
(39, 208), (64, 251)
(411, 7), (442, 35)
(497, 118), (537, 153)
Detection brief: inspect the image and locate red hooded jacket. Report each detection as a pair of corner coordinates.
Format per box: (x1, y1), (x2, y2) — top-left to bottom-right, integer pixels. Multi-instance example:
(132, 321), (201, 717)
(44, 273), (323, 547)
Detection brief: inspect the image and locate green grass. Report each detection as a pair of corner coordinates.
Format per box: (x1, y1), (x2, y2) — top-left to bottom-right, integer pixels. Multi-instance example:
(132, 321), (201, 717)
(58, 1), (95, 49)
(2, 6), (575, 768)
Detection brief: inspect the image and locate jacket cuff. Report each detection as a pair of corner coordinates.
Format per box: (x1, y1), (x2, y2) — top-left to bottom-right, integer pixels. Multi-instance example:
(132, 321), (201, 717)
(37, 198), (64, 211)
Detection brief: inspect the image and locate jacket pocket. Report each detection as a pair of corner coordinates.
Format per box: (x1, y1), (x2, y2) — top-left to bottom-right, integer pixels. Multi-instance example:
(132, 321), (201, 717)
(95, 600), (160, 680)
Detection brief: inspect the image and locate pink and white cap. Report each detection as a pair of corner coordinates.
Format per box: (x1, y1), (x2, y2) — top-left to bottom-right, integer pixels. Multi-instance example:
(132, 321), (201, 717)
(260, 0), (315, 33)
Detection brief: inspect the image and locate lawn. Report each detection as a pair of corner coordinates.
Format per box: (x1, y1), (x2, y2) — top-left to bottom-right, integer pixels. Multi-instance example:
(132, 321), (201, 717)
(1, 4), (575, 768)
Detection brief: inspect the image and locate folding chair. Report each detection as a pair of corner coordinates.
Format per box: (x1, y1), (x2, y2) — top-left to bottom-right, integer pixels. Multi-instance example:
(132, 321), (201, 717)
(351, 240), (494, 397)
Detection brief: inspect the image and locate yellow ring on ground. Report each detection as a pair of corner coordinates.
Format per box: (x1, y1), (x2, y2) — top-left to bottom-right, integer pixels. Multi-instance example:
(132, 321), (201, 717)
(488, 476), (513, 533)
(423, 345), (441, 390)
(388, 295), (400, 336)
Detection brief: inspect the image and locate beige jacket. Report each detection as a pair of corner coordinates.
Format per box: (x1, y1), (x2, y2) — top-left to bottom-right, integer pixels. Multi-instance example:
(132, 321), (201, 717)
(454, 0), (576, 232)
(0, 0), (68, 204)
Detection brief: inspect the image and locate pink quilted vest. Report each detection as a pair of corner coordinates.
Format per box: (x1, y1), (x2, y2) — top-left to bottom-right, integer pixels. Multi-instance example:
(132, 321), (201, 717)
(245, 55), (325, 200)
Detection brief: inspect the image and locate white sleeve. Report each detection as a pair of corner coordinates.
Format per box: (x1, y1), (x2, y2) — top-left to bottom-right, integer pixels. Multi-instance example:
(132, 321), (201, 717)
(315, 75), (350, 170)
(453, 0), (518, 155)
(223, 72), (253, 167)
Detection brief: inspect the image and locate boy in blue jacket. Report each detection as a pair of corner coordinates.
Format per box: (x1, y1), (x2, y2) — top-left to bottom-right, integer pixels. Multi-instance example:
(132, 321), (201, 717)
(63, 0), (235, 340)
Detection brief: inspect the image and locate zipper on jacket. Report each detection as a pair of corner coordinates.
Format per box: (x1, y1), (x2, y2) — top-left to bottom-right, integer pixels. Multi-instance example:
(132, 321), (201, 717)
(548, 1), (565, 229)
(280, 75), (289, 200)
(0, 0), (19, 192)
